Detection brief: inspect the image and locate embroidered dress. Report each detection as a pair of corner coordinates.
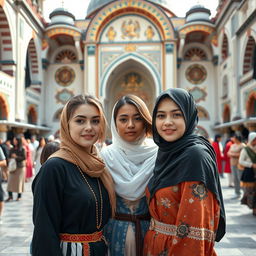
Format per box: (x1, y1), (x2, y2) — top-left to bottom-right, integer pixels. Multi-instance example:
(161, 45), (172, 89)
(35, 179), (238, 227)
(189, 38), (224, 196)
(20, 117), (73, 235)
(144, 181), (220, 256)
(32, 158), (111, 256)
(104, 196), (150, 255)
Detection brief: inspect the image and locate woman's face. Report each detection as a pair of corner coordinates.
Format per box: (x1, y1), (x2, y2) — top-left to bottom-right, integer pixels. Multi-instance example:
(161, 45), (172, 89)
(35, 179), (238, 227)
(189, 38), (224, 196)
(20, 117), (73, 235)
(155, 97), (186, 142)
(69, 104), (101, 151)
(13, 138), (17, 146)
(116, 103), (145, 142)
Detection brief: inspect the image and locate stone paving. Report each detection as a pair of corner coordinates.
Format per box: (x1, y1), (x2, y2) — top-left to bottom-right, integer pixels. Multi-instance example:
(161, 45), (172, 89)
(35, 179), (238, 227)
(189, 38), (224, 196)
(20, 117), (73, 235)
(0, 176), (255, 255)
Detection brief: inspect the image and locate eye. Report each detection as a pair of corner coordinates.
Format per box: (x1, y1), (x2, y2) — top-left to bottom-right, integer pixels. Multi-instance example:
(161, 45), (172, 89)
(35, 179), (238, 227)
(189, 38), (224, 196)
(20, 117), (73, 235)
(173, 112), (183, 118)
(134, 116), (143, 121)
(156, 114), (165, 119)
(119, 118), (127, 123)
(75, 119), (85, 124)
(91, 119), (100, 125)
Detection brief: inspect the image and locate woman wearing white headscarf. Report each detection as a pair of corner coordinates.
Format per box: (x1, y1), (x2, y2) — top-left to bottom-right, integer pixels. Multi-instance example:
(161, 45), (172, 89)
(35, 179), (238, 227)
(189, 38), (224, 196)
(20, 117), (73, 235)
(239, 132), (256, 215)
(101, 95), (157, 256)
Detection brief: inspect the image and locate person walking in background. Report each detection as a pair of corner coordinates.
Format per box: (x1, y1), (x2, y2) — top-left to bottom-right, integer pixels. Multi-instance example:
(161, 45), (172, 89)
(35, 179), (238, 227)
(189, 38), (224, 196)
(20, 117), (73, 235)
(223, 134), (234, 187)
(33, 138), (46, 175)
(143, 88), (225, 256)
(101, 95), (157, 256)
(0, 147), (7, 224)
(228, 134), (245, 198)
(212, 134), (224, 177)
(5, 137), (26, 202)
(238, 132), (256, 216)
(32, 95), (116, 256)
(21, 137), (33, 182)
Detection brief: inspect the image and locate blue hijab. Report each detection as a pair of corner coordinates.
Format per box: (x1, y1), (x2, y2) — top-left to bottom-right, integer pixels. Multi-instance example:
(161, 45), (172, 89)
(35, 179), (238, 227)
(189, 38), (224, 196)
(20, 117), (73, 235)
(147, 88), (226, 242)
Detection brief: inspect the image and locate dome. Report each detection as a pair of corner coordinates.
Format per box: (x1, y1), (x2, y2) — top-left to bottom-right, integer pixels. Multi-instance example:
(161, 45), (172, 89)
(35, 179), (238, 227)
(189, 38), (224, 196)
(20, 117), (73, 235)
(87, 0), (168, 17)
(185, 5), (211, 23)
(49, 8), (75, 25)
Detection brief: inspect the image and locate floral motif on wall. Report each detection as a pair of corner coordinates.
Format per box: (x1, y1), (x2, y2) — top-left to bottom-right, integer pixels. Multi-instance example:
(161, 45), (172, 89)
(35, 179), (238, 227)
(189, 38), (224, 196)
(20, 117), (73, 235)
(55, 89), (74, 104)
(186, 64), (207, 84)
(188, 87), (207, 103)
(55, 66), (75, 87)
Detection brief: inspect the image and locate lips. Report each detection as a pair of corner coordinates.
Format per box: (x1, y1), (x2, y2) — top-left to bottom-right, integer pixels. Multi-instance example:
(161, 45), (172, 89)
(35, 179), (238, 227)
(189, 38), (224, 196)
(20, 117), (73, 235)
(125, 132), (136, 136)
(163, 129), (175, 135)
(81, 134), (95, 139)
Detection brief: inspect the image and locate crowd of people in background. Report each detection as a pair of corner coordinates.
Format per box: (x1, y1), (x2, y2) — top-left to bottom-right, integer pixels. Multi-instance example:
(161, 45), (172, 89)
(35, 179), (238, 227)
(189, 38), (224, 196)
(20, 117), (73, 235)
(0, 135), (60, 206)
(211, 132), (256, 216)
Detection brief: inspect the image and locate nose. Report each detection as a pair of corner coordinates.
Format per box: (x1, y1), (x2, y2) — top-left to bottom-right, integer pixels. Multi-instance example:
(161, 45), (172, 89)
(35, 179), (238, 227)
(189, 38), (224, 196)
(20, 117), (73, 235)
(164, 116), (174, 126)
(127, 118), (135, 128)
(84, 121), (92, 131)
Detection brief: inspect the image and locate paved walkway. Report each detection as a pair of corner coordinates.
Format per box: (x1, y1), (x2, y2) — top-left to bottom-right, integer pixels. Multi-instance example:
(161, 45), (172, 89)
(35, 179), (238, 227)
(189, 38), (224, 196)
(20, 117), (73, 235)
(0, 176), (255, 255)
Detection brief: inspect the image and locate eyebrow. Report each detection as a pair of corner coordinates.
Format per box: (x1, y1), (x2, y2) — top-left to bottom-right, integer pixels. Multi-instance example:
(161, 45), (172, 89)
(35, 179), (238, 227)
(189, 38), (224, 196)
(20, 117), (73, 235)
(74, 115), (100, 119)
(157, 109), (181, 113)
(118, 113), (141, 117)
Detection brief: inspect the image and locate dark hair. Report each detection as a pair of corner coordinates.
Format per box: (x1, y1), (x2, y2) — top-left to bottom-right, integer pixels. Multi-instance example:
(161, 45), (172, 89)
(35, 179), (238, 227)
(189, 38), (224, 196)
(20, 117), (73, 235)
(40, 141), (60, 164)
(64, 94), (107, 143)
(214, 134), (222, 142)
(234, 134), (242, 142)
(113, 94), (152, 136)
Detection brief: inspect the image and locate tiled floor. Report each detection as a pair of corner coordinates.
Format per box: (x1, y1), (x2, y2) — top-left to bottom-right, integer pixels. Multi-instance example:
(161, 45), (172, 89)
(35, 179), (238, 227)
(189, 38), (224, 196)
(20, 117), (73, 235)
(0, 176), (255, 255)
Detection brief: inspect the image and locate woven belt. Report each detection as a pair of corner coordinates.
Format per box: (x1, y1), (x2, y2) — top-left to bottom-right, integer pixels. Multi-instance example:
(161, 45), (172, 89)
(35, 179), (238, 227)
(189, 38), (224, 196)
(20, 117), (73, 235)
(60, 231), (103, 256)
(115, 212), (150, 256)
(149, 218), (215, 242)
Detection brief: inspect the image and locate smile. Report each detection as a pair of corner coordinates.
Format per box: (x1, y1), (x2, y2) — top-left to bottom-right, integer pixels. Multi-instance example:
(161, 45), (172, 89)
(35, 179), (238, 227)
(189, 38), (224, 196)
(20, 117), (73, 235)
(81, 134), (95, 139)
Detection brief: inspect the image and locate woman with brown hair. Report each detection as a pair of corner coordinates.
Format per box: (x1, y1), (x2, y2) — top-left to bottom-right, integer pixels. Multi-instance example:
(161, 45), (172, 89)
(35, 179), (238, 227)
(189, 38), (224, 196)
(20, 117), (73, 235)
(32, 95), (116, 256)
(101, 95), (157, 256)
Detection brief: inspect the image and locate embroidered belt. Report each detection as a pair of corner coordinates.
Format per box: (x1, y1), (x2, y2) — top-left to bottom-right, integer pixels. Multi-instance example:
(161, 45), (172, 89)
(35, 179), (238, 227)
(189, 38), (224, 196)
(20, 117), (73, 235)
(115, 212), (150, 256)
(60, 231), (103, 256)
(149, 218), (215, 242)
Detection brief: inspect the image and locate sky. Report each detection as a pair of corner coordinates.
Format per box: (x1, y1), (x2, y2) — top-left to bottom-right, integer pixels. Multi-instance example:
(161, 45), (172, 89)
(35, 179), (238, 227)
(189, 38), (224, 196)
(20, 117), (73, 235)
(43, 0), (219, 21)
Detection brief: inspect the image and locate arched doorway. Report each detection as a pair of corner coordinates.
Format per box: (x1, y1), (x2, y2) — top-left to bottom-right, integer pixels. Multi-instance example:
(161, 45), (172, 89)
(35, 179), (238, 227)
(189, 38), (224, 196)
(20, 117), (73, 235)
(103, 59), (157, 137)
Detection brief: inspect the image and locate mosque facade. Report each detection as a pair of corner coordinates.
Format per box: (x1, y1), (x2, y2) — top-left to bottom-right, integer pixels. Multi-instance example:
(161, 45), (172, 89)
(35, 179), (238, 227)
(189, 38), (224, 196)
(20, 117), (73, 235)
(0, 0), (255, 140)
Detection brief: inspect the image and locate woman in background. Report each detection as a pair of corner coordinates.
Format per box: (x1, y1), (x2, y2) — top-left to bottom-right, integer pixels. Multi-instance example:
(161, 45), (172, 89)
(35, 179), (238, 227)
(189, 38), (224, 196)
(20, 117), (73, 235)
(6, 137), (26, 202)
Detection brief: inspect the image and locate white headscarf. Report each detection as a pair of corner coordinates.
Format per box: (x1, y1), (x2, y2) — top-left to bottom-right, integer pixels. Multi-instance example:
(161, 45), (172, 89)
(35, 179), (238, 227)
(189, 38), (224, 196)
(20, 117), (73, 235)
(100, 107), (158, 201)
(248, 132), (256, 144)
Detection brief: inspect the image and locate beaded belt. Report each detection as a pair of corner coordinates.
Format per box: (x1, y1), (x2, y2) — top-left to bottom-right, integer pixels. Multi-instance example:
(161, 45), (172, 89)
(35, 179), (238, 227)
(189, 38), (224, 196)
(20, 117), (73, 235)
(60, 231), (103, 256)
(149, 218), (215, 242)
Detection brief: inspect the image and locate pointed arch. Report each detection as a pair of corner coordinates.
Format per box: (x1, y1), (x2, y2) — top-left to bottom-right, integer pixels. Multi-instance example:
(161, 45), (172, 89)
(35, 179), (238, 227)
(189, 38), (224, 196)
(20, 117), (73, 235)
(0, 6), (14, 76)
(243, 36), (256, 75)
(100, 53), (161, 97)
(221, 33), (229, 61)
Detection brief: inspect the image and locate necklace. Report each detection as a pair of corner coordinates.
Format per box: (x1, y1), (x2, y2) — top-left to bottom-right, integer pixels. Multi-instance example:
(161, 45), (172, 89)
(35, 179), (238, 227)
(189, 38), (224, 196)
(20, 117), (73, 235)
(75, 162), (103, 230)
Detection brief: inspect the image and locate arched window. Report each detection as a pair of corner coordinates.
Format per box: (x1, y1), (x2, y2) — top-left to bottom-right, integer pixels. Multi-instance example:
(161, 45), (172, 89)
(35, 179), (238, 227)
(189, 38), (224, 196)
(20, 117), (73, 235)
(55, 49), (77, 63)
(223, 104), (230, 123)
(243, 36), (256, 75)
(27, 106), (37, 124)
(221, 33), (229, 61)
(0, 96), (8, 120)
(184, 47), (207, 61)
(246, 91), (256, 117)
